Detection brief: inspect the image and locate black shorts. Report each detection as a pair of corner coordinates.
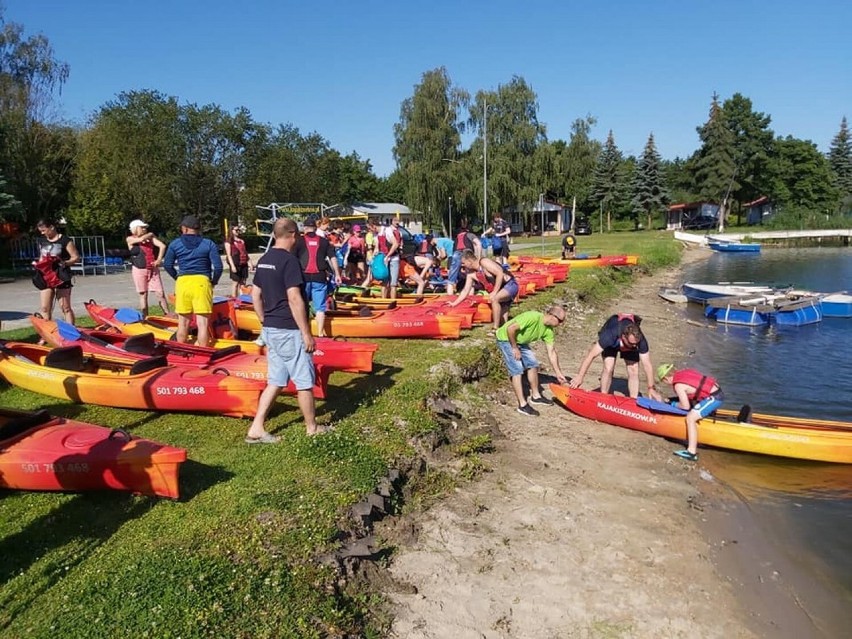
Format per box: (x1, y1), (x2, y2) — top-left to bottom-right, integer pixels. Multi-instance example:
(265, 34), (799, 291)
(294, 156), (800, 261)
(347, 252), (364, 264)
(229, 264), (249, 283)
(601, 346), (640, 363)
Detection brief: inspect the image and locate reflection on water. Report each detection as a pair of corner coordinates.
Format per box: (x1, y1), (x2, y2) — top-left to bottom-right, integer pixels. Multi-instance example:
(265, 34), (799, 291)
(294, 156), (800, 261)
(679, 247), (852, 597)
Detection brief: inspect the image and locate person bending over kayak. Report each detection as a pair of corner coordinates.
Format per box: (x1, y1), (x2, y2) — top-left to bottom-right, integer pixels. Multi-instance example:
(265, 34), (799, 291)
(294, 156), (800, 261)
(449, 249), (519, 331)
(656, 364), (724, 462)
(570, 313), (663, 401)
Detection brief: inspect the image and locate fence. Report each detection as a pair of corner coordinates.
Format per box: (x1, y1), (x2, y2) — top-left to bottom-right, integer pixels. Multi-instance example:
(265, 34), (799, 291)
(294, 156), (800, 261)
(9, 236), (120, 276)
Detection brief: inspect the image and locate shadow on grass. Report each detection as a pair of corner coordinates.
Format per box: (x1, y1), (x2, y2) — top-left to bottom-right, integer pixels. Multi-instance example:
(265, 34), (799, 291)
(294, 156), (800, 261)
(177, 459), (235, 502)
(321, 362), (402, 422)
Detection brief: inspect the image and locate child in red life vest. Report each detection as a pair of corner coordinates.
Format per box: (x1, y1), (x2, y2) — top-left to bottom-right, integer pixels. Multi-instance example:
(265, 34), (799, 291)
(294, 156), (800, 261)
(656, 364), (724, 462)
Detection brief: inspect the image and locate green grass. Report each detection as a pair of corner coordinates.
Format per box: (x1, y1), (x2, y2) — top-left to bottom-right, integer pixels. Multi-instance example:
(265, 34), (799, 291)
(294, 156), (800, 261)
(0, 230), (681, 637)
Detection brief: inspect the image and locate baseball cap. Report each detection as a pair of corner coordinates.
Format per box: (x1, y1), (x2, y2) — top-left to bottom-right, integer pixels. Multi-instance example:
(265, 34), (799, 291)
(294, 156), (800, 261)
(352, 224), (362, 233)
(656, 363), (675, 382)
(180, 215), (201, 230)
(128, 219), (148, 232)
(303, 216), (317, 228)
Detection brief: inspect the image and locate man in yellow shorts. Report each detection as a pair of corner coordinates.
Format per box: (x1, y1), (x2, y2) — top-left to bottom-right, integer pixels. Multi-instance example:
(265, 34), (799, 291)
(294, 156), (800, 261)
(163, 215), (223, 346)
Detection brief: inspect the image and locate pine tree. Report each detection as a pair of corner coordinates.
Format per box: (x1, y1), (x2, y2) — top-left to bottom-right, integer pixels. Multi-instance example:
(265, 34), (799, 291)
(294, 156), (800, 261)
(827, 116), (852, 212)
(592, 130), (624, 232)
(691, 93), (736, 228)
(631, 133), (669, 230)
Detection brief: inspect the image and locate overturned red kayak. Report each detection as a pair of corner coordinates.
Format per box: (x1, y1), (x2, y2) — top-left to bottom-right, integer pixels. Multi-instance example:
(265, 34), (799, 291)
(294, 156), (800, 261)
(0, 407), (186, 498)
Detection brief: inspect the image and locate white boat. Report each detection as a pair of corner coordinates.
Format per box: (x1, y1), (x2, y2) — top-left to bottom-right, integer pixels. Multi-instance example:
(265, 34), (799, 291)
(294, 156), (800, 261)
(820, 292), (852, 318)
(682, 282), (781, 304)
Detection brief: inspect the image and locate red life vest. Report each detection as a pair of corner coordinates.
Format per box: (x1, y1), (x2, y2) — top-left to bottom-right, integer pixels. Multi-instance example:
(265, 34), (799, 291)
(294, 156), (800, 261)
(377, 227), (400, 256)
(33, 256), (65, 288)
(475, 265), (513, 293)
(303, 233), (323, 274)
(347, 235), (366, 254)
(139, 239), (156, 268)
(672, 369), (718, 401)
(416, 238), (430, 255)
(455, 229), (472, 251)
(229, 237), (248, 266)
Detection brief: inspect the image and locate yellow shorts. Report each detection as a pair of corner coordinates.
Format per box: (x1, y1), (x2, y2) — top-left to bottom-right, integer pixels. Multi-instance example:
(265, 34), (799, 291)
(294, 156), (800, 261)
(174, 274), (213, 315)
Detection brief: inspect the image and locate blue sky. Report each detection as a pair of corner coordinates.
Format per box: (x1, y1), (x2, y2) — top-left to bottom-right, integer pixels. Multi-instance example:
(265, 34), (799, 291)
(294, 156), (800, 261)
(6, 0), (851, 177)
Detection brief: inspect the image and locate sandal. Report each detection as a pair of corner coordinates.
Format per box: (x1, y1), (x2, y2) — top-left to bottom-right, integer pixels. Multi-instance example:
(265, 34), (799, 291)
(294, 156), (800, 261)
(673, 449), (698, 462)
(245, 433), (280, 445)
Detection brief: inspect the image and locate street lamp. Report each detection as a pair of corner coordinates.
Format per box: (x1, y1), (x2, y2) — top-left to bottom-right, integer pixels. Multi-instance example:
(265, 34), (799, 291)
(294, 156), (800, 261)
(448, 197), (453, 237)
(483, 97), (488, 229)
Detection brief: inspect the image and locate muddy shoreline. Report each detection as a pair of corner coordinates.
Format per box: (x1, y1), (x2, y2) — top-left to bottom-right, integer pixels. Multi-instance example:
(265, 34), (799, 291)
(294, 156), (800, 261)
(383, 247), (841, 638)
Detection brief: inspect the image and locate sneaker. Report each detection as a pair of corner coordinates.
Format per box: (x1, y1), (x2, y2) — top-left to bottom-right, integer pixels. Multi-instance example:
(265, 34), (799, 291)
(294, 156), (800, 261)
(529, 395), (554, 406)
(673, 449), (698, 462)
(516, 404), (540, 417)
(253, 336), (266, 347)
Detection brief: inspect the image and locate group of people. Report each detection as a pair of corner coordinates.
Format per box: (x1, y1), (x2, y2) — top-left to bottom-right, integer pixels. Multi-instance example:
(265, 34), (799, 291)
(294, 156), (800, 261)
(498, 308), (720, 461)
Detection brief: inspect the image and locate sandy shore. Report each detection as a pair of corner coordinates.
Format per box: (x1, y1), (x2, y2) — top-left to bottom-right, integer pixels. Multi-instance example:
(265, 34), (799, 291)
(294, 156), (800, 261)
(383, 247), (834, 638)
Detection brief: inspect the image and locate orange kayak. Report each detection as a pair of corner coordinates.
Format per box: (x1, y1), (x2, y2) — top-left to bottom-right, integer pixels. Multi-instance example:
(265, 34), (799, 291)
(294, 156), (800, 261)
(0, 341), (265, 418)
(84, 300), (378, 373)
(0, 407), (186, 498)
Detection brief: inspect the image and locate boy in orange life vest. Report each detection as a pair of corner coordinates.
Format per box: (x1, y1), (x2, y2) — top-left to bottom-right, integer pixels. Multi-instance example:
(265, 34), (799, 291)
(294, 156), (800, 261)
(126, 219), (170, 315)
(570, 313), (663, 401)
(657, 364), (724, 462)
(294, 216), (342, 337)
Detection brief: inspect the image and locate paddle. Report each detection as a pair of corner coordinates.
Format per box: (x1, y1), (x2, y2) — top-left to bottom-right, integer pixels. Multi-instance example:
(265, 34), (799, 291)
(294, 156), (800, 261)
(636, 396), (689, 415)
(55, 319), (123, 352)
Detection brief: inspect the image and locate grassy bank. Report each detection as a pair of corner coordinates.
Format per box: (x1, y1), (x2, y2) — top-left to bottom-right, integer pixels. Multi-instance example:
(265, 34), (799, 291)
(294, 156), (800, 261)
(0, 231), (680, 638)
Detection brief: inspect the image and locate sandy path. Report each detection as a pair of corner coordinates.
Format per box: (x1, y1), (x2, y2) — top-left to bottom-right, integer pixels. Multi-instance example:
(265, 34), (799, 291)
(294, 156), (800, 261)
(385, 250), (760, 638)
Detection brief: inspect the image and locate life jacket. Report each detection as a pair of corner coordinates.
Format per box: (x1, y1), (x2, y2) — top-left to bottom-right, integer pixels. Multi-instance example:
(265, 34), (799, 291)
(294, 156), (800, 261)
(229, 237), (248, 266)
(475, 265), (513, 293)
(347, 235), (366, 254)
(414, 234), (431, 255)
(377, 227), (401, 256)
(302, 232), (325, 275)
(455, 229), (473, 251)
(32, 256), (65, 289)
(131, 239), (156, 269)
(672, 369), (719, 402)
(210, 298), (238, 339)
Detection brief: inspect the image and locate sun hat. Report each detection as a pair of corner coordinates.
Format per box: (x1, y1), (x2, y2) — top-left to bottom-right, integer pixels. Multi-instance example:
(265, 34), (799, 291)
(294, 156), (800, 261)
(180, 215), (201, 230)
(128, 219), (149, 232)
(656, 363), (675, 382)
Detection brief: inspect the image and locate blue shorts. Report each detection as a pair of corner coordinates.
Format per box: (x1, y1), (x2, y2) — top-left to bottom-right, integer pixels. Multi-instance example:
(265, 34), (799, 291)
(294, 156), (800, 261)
(448, 251), (463, 285)
(692, 392), (724, 418)
(497, 339), (539, 377)
(500, 278), (519, 301)
(303, 281), (328, 313)
(262, 327), (315, 390)
(388, 256), (400, 287)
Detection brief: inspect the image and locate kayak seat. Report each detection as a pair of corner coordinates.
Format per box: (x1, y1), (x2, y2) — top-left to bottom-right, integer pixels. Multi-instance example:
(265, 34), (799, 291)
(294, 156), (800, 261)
(209, 345), (242, 363)
(129, 355), (168, 376)
(736, 404), (753, 423)
(0, 409), (52, 441)
(45, 345), (86, 372)
(123, 332), (158, 356)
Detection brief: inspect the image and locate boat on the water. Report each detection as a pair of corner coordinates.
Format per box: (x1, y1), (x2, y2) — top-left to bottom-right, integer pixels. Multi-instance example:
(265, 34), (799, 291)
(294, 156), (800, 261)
(708, 240), (761, 253)
(820, 292), (852, 318)
(704, 299), (774, 326)
(0, 340), (265, 417)
(682, 282), (780, 304)
(549, 384), (852, 464)
(703, 291), (823, 326)
(0, 407), (186, 498)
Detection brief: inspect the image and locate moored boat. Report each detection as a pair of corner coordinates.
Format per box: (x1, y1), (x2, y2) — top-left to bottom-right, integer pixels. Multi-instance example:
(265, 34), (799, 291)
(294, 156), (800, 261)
(549, 384), (852, 464)
(704, 299), (774, 326)
(820, 292), (852, 318)
(0, 407), (186, 498)
(681, 282), (780, 304)
(707, 241), (761, 253)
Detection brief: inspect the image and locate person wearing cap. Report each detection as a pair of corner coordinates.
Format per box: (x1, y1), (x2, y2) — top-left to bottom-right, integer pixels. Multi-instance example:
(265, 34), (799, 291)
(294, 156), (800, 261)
(294, 216), (342, 337)
(570, 313), (663, 401)
(656, 364), (724, 462)
(496, 306), (568, 417)
(126, 219), (170, 316)
(343, 223), (367, 282)
(224, 225), (253, 298)
(163, 215), (223, 346)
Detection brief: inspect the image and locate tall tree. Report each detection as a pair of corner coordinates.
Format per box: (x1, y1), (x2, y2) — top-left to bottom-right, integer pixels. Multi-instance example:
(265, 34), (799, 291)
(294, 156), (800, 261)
(691, 93), (736, 228)
(721, 93), (774, 223)
(393, 67), (467, 229)
(0, 8), (74, 226)
(0, 169), (21, 221)
(768, 135), (839, 213)
(827, 116), (852, 213)
(468, 76), (546, 226)
(592, 130), (625, 231)
(631, 133), (669, 230)
(555, 116), (601, 214)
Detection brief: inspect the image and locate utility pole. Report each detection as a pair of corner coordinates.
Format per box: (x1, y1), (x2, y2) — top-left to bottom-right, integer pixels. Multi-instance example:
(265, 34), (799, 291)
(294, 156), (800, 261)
(448, 196), (453, 236)
(483, 97), (488, 229)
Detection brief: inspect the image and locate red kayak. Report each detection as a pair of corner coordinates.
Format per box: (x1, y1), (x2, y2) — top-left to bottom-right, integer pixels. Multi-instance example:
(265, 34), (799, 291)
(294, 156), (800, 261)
(0, 407), (186, 498)
(30, 315), (331, 399)
(84, 300), (378, 373)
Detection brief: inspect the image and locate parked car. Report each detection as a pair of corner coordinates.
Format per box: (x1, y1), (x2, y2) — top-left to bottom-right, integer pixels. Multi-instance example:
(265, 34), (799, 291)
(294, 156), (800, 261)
(575, 217), (592, 235)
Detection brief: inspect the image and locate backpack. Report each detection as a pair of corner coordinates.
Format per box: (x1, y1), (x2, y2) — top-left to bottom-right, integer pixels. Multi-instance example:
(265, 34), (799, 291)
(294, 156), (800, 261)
(371, 253), (389, 280)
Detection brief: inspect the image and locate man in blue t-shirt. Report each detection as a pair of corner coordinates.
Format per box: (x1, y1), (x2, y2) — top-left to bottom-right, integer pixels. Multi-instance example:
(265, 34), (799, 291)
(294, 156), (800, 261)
(246, 218), (322, 442)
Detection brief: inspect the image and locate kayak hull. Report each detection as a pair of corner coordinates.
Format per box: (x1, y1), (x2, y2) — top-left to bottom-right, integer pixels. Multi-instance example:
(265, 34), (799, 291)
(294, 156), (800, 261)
(0, 408), (186, 498)
(550, 384), (852, 464)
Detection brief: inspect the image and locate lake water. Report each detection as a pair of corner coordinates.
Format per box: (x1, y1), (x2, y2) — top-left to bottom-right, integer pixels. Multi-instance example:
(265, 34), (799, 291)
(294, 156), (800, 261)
(678, 247), (852, 617)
